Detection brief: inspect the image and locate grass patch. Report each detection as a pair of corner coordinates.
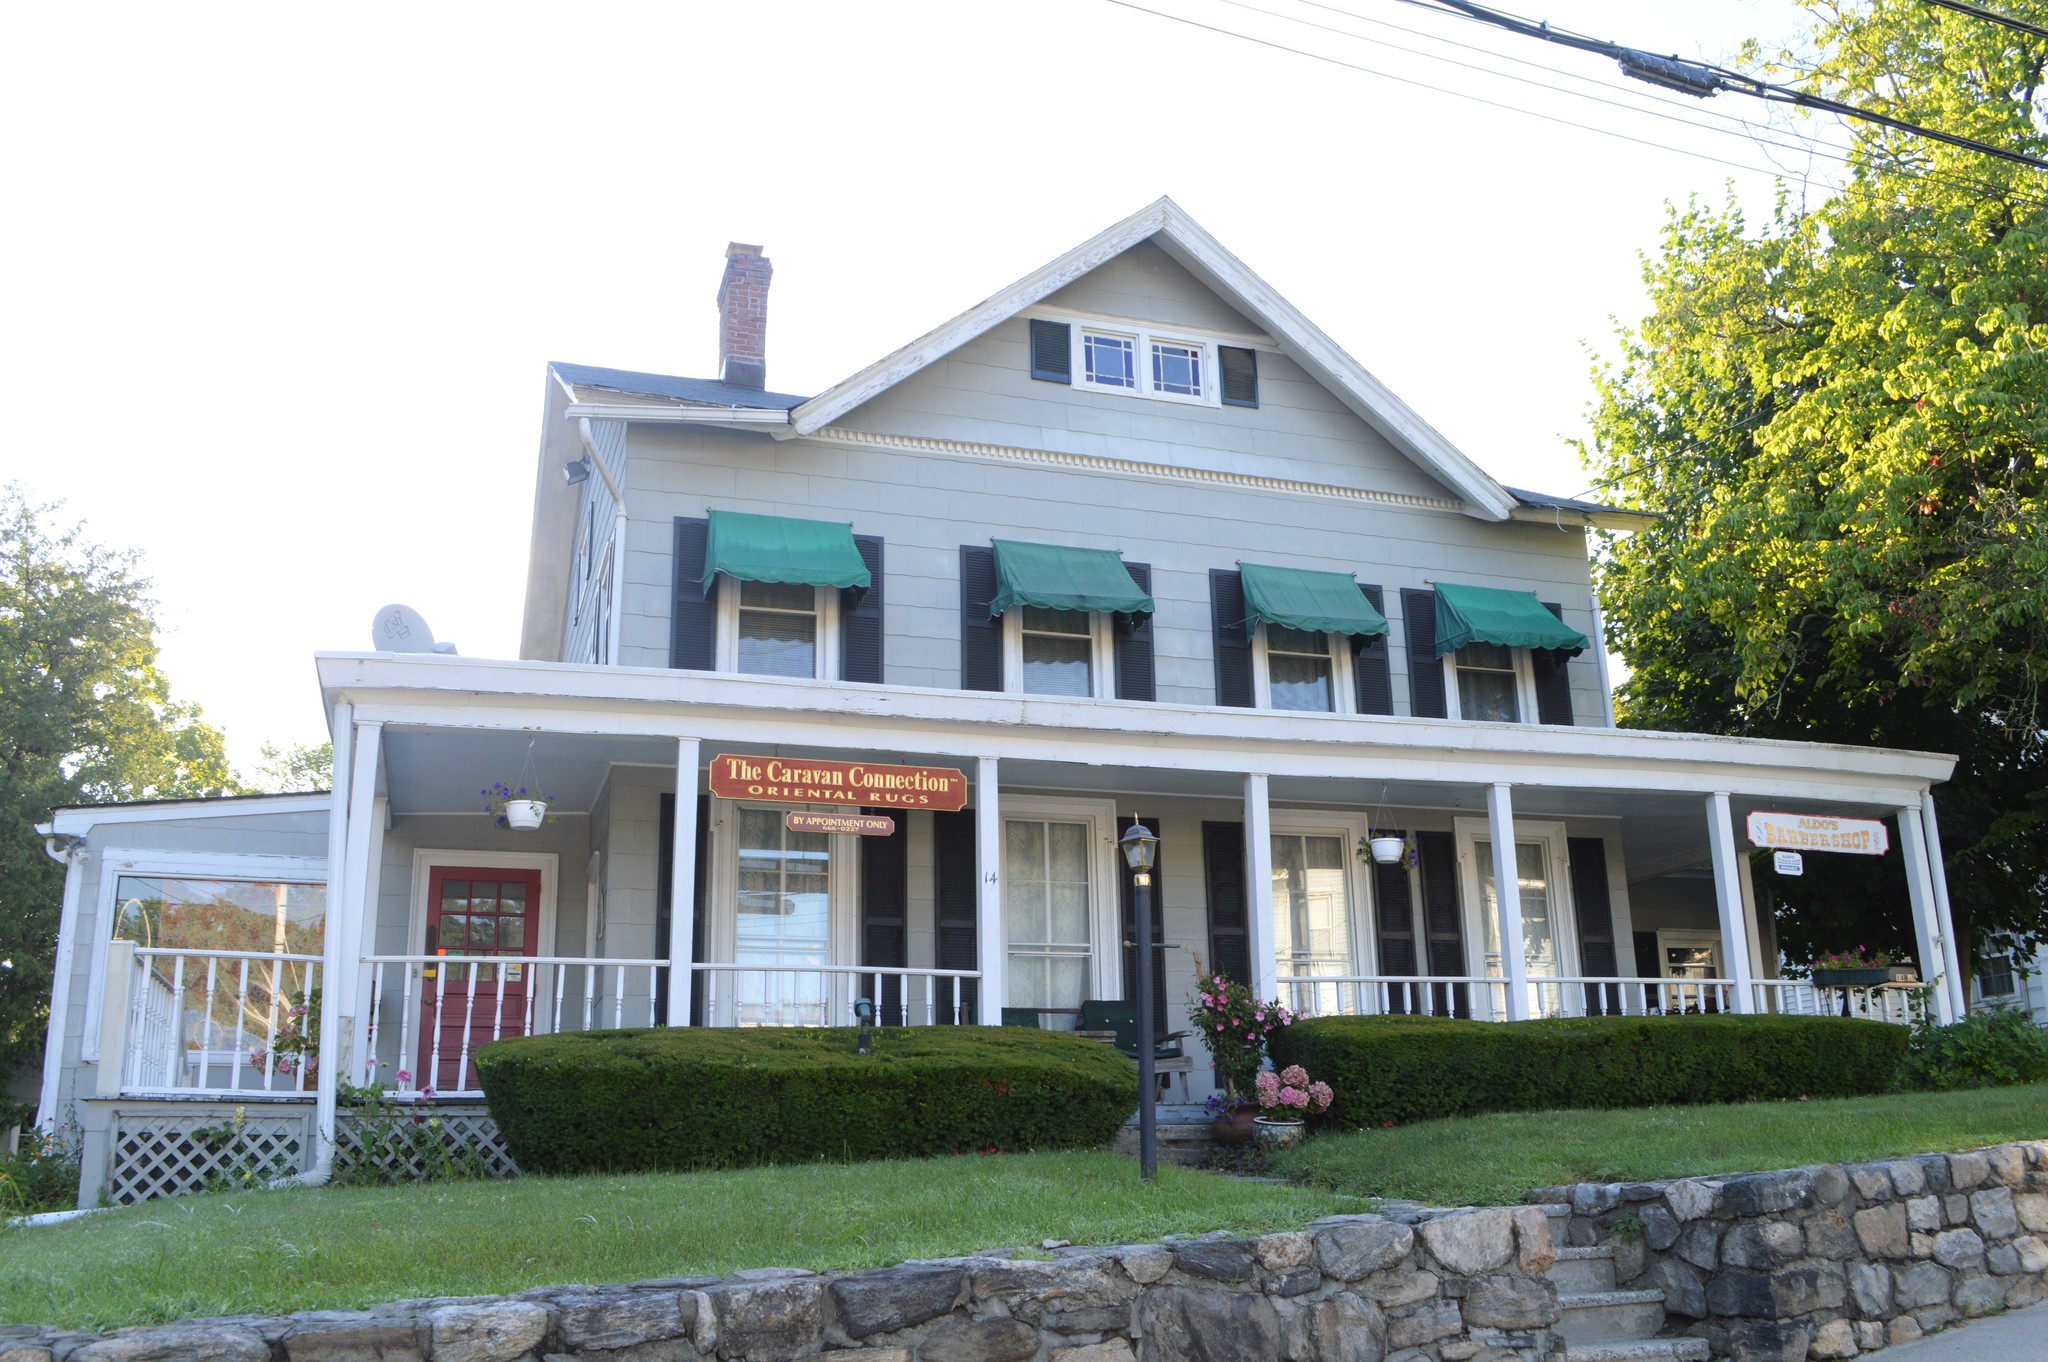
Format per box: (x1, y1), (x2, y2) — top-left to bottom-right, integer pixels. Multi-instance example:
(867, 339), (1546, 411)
(1271, 1082), (2048, 1207)
(0, 1151), (1352, 1330)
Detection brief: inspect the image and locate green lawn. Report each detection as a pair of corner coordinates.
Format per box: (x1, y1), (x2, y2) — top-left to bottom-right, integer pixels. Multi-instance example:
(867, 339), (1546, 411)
(0, 1151), (1353, 1331)
(1271, 1082), (2048, 1207)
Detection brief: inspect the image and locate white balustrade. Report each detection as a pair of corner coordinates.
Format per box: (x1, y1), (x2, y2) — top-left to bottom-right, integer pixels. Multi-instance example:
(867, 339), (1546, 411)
(122, 947), (322, 1097)
(688, 963), (980, 1030)
(1276, 972), (1915, 1025)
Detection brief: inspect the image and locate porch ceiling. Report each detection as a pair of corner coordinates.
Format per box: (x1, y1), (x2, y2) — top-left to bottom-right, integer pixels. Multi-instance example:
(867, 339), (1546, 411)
(379, 728), (683, 815)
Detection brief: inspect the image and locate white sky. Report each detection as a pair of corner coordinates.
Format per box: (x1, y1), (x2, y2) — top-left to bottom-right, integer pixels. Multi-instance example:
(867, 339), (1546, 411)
(0, 0), (1843, 773)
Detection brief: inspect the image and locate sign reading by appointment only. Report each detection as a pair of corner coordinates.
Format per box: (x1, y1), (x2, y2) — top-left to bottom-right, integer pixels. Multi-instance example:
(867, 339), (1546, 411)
(1745, 811), (1889, 856)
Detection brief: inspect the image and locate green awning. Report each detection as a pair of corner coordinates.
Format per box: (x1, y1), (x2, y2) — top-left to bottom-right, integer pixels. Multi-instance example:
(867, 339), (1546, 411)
(1433, 582), (1590, 656)
(1238, 563), (1389, 639)
(989, 539), (1154, 618)
(702, 509), (871, 597)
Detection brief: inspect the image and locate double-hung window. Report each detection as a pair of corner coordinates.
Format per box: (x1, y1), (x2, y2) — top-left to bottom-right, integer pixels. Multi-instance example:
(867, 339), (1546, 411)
(1451, 642), (1523, 722)
(1233, 563), (1389, 714)
(732, 579), (823, 678)
(698, 509), (873, 682)
(1018, 606), (1097, 697)
(1426, 583), (1591, 725)
(979, 539), (1155, 701)
(1263, 626), (1344, 712)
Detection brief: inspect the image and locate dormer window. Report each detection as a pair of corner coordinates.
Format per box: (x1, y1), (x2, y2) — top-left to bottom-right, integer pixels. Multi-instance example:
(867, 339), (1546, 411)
(1029, 317), (1256, 408)
(1083, 333), (1137, 390)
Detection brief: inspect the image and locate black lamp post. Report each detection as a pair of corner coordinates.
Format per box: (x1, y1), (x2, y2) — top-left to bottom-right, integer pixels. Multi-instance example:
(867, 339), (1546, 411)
(1119, 822), (1160, 1179)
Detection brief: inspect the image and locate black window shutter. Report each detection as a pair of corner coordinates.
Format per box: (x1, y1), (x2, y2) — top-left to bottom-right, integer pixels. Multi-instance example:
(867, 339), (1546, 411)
(670, 516), (716, 671)
(1219, 346), (1259, 408)
(1114, 562), (1156, 702)
(1119, 816), (1169, 1033)
(932, 809), (979, 1024)
(841, 534), (886, 683)
(1028, 319), (1072, 383)
(1568, 836), (1621, 1015)
(1401, 587), (1446, 718)
(1531, 601), (1576, 726)
(1353, 583), (1394, 715)
(1633, 931), (1662, 1007)
(656, 793), (712, 1026)
(960, 545), (1003, 692)
(1210, 570), (1254, 708)
(1372, 844), (1420, 1014)
(861, 812), (909, 1024)
(1415, 830), (1468, 1017)
(1202, 821), (1251, 988)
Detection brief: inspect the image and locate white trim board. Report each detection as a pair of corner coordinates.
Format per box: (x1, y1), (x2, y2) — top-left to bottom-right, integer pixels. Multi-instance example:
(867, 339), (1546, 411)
(49, 795), (331, 834)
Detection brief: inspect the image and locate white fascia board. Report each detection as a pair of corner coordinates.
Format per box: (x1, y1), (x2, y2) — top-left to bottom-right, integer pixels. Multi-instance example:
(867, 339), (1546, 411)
(563, 403), (791, 427)
(788, 197), (1519, 521)
(313, 653), (1954, 805)
(1508, 503), (1658, 533)
(48, 793), (331, 834)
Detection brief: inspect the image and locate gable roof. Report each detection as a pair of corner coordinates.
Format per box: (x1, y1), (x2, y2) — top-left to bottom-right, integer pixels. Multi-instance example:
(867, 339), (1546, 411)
(789, 197), (1520, 521)
(552, 361), (808, 411)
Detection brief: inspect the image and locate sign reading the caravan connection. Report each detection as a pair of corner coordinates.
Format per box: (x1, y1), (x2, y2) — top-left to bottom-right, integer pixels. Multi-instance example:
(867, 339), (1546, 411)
(1746, 811), (1890, 855)
(710, 754), (969, 811)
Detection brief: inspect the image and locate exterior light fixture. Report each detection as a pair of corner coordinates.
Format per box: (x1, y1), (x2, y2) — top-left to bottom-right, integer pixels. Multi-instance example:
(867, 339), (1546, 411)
(563, 456), (594, 485)
(1119, 822), (1161, 1178)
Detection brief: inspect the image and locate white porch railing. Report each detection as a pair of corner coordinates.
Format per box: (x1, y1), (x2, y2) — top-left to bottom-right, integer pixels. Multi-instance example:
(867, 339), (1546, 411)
(119, 946), (323, 1097)
(360, 957), (982, 1098)
(1278, 973), (1924, 1024)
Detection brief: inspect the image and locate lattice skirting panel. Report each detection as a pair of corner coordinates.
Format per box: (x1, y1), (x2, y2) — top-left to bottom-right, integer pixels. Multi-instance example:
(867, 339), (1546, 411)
(108, 1106), (314, 1205)
(335, 1105), (519, 1180)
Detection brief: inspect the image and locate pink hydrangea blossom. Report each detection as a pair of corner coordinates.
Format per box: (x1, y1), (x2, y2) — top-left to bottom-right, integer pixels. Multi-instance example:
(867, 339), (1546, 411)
(1280, 1064), (1309, 1087)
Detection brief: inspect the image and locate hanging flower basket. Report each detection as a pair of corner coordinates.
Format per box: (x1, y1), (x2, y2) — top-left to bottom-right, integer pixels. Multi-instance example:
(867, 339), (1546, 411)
(483, 782), (554, 831)
(503, 799), (548, 831)
(1359, 830), (1418, 869)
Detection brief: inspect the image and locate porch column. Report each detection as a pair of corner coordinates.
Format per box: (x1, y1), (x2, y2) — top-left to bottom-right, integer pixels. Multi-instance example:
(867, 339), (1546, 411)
(1485, 783), (1530, 1021)
(666, 739), (701, 1026)
(1242, 774), (1277, 1003)
(975, 757), (1004, 1024)
(1921, 791), (1968, 1020)
(320, 719), (380, 1162)
(1705, 792), (1758, 1012)
(1898, 803), (1958, 1024)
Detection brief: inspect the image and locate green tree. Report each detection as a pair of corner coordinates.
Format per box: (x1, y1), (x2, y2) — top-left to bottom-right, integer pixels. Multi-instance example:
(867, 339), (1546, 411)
(0, 486), (240, 1092)
(253, 739), (331, 794)
(1584, 0), (2047, 992)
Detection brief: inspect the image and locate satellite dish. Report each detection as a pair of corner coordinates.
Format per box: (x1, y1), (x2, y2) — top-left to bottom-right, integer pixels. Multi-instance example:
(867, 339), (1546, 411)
(372, 604), (457, 655)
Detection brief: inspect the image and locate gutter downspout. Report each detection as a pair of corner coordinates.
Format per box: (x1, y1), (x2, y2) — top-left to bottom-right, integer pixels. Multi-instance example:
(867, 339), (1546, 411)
(579, 417), (629, 668)
(32, 827), (86, 1131)
(291, 700), (355, 1188)
(1589, 590), (1619, 729)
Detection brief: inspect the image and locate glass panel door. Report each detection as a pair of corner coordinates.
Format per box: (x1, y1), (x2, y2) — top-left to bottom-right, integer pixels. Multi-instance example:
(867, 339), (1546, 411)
(735, 807), (833, 1025)
(1477, 839), (1559, 1015)
(1663, 941), (1722, 1014)
(1005, 819), (1093, 1029)
(1271, 833), (1355, 980)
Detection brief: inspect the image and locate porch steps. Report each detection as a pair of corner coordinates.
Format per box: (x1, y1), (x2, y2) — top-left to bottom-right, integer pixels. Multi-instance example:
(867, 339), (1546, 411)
(1547, 1240), (1706, 1362)
(1556, 1288), (1668, 1345)
(1563, 1341), (1710, 1362)
(1551, 1245), (1619, 1294)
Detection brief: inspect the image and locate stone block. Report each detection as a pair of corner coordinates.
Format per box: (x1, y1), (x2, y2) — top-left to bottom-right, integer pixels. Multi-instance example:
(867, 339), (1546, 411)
(1358, 1271), (1438, 1310)
(1891, 1262), (1952, 1310)
(1847, 1263), (1891, 1319)
(698, 1278), (825, 1362)
(2007, 1275), (2048, 1310)
(1268, 1268), (1321, 1299)
(1622, 1182), (1665, 1203)
(1943, 1195), (1969, 1226)
(1665, 1179), (1718, 1223)
(1852, 1203), (1908, 1258)
(2017, 1193), (2048, 1233)
(1255, 1232), (1313, 1271)
(555, 1294), (695, 1353)
(1136, 1286), (1281, 1362)
(1986, 1145), (2028, 1186)
(1383, 1302), (1462, 1350)
(1612, 1237), (1647, 1285)
(1639, 1205), (1679, 1252)
(1808, 1318), (1858, 1360)
(1906, 1196), (1940, 1231)
(1705, 1271), (1783, 1319)
(1651, 1260), (1707, 1319)
(424, 1305), (550, 1362)
(1313, 1221), (1414, 1281)
(828, 1265), (963, 1340)
(916, 1317), (1038, 1362)
(1911, 1232), (1936, 1257)
(1948, 1151), (1989, 1190)
(1805, 1211), (1858, 1261)
(1918, 1155), (1955, 1194)
(1888, 1317), (1923, 1346)
(1172, 1240), (1257, 1284)
(1508, 1208), (1554, 1276)
(1050, 1343), (1134, 1362)
(1572, 1184), (1622, 1216)
(1988, 1244), (2020, 1275)
(1971, 1186), (2020, 1239)
(1955, 1274), (2005, 1317)
(1727, 1319), (1811, 1362)
(1721, 1222), (1803, 1269)
(1675, 1222), (1721, 1272)
(2014, 1237), (2048, 1273)
(1914, 1305), (1959, 1333)
(1887, 1160), (1927, 1197)
(1417, 1210), (1515, 1275)
(282, 1314), (424, 1362)
(0, 1350), (51, 1362)
(1459, 1277), (1557, 1331)
(1813, 1165), (1851, 1207)
(1931, 1228), (1985, 1271)
(1288, 1293), (1387, 1362)
(1722, 1170), (1816, 1218)
(1116, 1248), (1174, 1285)
(73, 1328), (272, 1362)
(1843, 1163), (1892, 1201)
(1854, 1321), (1885, 1351)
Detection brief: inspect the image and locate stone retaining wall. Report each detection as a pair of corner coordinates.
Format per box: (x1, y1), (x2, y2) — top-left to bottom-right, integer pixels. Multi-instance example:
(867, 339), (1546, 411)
(0, 1205), (1566, 1362)
(1531, 1138), (2048, 1361)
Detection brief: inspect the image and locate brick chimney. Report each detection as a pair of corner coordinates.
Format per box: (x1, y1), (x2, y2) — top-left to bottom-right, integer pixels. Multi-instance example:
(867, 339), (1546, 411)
(717, 242), (772, 390)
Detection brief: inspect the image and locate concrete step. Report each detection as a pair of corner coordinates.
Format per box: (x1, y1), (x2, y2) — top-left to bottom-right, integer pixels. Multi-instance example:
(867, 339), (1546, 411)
(1110, 1121), (1214, 1166)
(1537, 1202), (1572, 1248)
(1555, 1290), (1668, 1345)
(1551, 1245), (1619, 1294)
(1564, 1339), (1711, 1362)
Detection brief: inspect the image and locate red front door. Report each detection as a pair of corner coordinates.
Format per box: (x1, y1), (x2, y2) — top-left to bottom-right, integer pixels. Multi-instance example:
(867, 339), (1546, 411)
(421, 866), (541, 1091)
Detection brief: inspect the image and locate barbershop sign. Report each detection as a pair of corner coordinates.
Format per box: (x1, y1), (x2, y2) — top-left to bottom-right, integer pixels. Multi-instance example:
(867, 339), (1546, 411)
(709, 754), (969, 811)
(1745, 811), (1890, 856)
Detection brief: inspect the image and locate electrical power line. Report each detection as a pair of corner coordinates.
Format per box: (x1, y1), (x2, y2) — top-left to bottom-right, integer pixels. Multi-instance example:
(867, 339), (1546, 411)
(1922, 0), (2048, 41)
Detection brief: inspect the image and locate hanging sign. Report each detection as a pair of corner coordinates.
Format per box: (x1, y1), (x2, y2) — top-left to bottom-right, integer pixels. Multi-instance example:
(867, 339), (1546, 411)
(709, 754), (969, 810)
(1773, 851), (1805, 877)
(1745, 811), (1889, 855)
(786, 812), (897, 837)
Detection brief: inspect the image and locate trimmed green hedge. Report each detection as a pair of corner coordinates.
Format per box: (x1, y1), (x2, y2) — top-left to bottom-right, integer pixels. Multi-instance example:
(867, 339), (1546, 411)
(473, 1025), (1139, 1174)
(1268, 1014), (1908, 1129)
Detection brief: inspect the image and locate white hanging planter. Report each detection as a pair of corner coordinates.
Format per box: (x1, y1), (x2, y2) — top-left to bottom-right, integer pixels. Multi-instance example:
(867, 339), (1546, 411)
(503, 799), (548, 831)
(1368, 836), (1406, 866)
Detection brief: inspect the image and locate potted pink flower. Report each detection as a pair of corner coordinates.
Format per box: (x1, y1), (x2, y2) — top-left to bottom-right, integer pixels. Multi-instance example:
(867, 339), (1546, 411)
(1252, 1064), (1333, 1149)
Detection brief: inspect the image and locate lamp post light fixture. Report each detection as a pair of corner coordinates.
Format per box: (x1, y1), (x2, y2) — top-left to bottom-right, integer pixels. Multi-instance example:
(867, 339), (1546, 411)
(1119, 821), (1161, 1179)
